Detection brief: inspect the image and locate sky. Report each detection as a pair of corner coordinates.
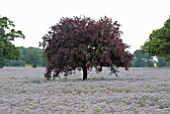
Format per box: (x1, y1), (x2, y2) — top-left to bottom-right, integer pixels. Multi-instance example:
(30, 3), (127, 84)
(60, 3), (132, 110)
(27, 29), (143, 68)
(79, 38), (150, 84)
(0, 0), (170, 53)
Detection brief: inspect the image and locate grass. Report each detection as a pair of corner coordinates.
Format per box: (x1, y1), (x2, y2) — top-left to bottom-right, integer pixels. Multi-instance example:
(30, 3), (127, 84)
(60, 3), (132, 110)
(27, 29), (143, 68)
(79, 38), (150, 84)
(1, 68), (170, 113)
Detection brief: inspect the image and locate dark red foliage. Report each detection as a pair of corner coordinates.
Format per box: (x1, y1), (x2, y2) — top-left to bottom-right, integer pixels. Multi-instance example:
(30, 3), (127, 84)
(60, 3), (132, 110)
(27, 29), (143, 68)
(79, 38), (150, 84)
(40, 16), (133, 80)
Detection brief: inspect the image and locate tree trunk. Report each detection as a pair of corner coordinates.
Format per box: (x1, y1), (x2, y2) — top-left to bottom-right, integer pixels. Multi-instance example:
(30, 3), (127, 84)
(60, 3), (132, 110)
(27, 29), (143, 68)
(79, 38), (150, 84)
(82, 66), (87, 80)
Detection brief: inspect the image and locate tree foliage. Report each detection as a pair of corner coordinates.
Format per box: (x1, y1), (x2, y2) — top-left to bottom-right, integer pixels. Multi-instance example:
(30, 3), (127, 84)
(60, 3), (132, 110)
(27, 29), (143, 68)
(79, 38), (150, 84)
(4, 59), (26, 67)
(0, 16), (25, 67)
(156, 56), (170, 67)
(142, 17), (170, 61)
(21, 47), (43, 68)
(17, 47), (46, 68)
(132, 50), (154, 67)
(132, 49), (170, 67)
(1, 47), (47, 68)
(41, 16), (133, 80)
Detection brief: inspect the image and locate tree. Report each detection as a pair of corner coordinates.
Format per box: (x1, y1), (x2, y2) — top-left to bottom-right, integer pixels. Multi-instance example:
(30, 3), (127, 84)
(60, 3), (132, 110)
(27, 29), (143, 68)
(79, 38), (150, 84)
(142, 16), (170, 61)
(132, 49), (154, 67)
(157, 57), (167, 67)
(132, 49), (170, 67)
(156, 56), (170, 67)
(27, 47), (43, 68)
(2, 47), (46, 68)
(18, 47), (45, 68)
(0, 16), (25, 68)
(4, 60), (26, 67)
(40, 16), (132, 80)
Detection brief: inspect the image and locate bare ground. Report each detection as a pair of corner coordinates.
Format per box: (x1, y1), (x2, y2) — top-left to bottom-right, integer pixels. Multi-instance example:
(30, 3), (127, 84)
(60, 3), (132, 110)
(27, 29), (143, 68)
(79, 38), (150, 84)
(0, 67), (170, 114)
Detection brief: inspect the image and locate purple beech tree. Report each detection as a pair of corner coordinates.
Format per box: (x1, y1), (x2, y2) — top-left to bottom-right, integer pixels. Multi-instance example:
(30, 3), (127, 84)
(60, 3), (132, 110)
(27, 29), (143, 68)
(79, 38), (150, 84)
(40, 16), (132, 80)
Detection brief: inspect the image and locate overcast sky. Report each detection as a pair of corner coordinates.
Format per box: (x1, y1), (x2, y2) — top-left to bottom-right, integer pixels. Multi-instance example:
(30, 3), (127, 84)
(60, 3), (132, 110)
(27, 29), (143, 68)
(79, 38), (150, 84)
(0, 0), (170, 52)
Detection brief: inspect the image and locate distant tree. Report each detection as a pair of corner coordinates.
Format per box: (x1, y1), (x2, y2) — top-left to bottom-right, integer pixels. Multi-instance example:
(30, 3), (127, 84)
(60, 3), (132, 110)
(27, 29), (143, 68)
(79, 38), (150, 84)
(132, 49), (170, 67)
(41, 16), (132, 80)
(157, 56), (170, 67)
(0, 16), (25, 68)
(157, 57), (167, 67)
(5, 60), (25, 67)
(132, 49), (154, 67)
(3, 47), (46, 68)
(0, 61), (5, 68)
(142, 16), (170, 61)
(18, 47), (44, 68)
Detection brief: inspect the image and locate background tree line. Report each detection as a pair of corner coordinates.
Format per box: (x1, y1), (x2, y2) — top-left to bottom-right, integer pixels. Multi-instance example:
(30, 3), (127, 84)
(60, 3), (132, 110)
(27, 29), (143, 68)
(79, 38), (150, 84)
(0, 47), (47, 68)
(132, 49), (170, 67)
(1, 47), (170, 68)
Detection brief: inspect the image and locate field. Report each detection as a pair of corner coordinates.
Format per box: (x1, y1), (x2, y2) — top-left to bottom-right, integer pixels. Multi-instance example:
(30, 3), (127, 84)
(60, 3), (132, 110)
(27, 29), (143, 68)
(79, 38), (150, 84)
(0, 67), (170, 114)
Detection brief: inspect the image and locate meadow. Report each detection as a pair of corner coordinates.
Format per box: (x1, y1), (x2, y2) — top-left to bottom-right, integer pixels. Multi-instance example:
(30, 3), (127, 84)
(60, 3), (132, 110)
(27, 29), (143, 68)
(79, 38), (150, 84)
(0, 67), (170, 113)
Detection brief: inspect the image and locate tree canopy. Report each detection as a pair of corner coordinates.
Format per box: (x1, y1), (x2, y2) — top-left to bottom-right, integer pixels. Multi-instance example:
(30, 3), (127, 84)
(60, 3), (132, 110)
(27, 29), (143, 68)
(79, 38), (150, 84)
(0, 16), (25, 67)
(132, 49), (170, 67)
(132, 50), (154, 67)
(41, 16), (132, 80)
(18, 47), (47, 68)
(1, 47), (47, 68)
(142, 16), (170, 61)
